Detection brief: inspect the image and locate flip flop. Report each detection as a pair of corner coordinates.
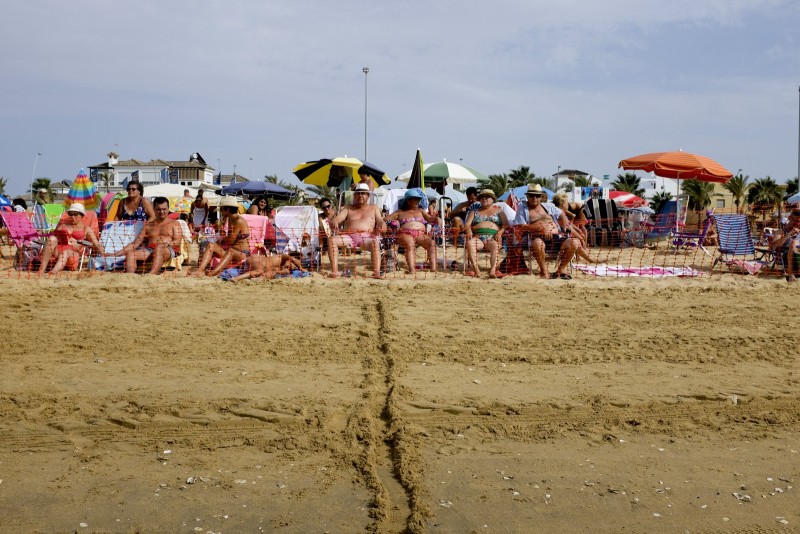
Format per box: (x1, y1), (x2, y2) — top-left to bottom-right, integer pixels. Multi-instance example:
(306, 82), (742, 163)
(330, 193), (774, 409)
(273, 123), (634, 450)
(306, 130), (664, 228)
(549, 272), (559, 279)
(559, 273), (573, 280)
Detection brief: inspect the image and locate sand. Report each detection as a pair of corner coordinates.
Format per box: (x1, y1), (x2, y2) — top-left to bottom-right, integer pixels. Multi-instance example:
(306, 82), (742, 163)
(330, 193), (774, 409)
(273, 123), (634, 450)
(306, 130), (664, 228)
(1, 273), (799, 533)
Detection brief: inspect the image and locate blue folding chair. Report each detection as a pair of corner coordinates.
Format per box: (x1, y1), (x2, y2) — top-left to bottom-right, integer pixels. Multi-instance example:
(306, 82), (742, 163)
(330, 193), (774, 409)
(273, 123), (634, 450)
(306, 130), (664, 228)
(712, 214), (763, 274)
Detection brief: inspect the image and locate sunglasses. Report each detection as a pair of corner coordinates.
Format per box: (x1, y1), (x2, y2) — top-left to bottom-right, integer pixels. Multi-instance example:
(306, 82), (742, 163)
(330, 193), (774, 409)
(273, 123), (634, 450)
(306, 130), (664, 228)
(127, 188), (138, 192)
(320, 205), (331, 209)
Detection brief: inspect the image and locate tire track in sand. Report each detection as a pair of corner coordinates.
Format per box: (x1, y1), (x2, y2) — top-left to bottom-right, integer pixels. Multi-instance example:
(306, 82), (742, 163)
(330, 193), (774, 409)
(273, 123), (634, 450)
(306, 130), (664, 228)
(344, 298), (429, 534)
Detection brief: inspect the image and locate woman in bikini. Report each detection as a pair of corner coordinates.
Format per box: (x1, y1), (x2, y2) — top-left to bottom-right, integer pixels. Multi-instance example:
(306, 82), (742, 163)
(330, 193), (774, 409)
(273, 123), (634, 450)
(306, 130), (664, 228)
(385, 190), (440, 275)
(38, 203), (104, 275)
(465, 189), (509, 278)
(230, 253), (307, 282)
(117, 181), (154, 222)
(192, 196), (251, 277)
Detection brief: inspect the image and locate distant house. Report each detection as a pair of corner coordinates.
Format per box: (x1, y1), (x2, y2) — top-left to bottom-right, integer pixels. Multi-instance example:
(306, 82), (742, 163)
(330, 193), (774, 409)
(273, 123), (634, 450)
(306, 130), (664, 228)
(552, 169), (601, 190)
(87, 152), (217, 191)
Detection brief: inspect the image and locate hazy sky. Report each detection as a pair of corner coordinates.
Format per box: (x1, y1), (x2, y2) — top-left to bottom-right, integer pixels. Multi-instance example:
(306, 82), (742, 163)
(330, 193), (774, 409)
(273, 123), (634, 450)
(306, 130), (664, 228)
(2, 0), (799, 195)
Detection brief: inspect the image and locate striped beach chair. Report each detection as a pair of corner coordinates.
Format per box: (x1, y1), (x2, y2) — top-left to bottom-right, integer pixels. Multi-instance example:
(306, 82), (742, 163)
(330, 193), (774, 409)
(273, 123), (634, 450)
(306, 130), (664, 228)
(712, 214), (762, 274)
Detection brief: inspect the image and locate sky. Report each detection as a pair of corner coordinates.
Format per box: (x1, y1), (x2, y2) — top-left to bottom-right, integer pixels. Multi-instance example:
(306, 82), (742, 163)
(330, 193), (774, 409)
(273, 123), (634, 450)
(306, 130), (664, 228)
(2, 0), (799, 196)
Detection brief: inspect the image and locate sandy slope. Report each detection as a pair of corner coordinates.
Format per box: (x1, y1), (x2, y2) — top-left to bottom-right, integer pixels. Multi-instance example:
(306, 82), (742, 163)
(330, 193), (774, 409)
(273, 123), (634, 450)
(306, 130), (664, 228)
(0, 275), (798, 533)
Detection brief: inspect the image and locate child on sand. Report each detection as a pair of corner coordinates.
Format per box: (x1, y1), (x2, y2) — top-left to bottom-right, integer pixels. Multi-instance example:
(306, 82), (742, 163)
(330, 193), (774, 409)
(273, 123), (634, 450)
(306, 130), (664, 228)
(231, 253), (307, 282)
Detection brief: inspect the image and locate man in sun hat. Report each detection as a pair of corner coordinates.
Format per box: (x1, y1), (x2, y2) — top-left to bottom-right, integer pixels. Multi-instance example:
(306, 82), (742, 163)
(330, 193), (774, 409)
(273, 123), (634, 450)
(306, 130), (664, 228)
(512, 183), (578, 279)
(111, 196), (183, 274)
(34, 188), (49, 206)
(328, 182), (386, 278)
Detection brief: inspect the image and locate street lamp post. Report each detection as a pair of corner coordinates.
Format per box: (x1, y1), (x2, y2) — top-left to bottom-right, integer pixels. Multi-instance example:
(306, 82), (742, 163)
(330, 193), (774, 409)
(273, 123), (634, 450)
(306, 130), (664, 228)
(363, 67), (369, 161)
(31, 152), (42, 202)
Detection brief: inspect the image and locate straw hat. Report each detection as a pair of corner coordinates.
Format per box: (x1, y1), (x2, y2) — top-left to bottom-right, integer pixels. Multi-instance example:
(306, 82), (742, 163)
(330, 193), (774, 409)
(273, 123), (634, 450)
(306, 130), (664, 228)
(526, 184), (547, 197)
(67, 203), (86, 215)
(477, 189), (497, 200)
(219, 196), (239, 208)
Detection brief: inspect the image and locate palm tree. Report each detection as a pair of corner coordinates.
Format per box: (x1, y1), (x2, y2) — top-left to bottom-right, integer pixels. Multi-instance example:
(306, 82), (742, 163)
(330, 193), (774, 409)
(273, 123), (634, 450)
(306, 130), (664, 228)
(32, 178), (53, 202)
(785, 177), (798, 200)
(0, 176), (7, 195)
(722, 173), (749, 214)
(649, 191), (673, 214)
(99, 172), (113, 194)
(573, 175), (592, 188)
(265, 174), (305, 206)
(305, 184), (337, 202)
(681, 179), (715, 211)
(487, 174), (509, 198)
(507, 166), (534, 188)
(531, 176), (555, 191)
(612, 173), (645, 197)
(747, 176), (783, 222)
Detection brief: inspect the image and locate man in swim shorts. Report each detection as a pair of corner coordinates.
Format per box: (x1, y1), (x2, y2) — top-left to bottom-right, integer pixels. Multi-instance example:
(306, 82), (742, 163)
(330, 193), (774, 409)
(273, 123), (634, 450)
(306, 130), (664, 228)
(328, 182), (387, 278)
(111, 196), (183, 274)
(512, 184), (578, 279)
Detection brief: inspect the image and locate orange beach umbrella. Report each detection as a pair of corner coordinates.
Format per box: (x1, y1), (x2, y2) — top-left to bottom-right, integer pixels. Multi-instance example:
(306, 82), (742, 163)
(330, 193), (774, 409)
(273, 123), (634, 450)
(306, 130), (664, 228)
(618, 151), (733, 184)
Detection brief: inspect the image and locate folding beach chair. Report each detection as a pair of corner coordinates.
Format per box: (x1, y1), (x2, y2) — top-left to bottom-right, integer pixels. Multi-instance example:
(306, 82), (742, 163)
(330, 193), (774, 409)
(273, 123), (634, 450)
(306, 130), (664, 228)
(163, 219), (193, 270)
(712, 214), (764, 274)
(583, 198), (621, 247)
(274, 206), (321, 269)
(644, 201), (677, 245)
(0, 210), (45, 270)
(32, 204), (65, 234)
(91, 220), (145, 271)
(669, 213), (714, 256)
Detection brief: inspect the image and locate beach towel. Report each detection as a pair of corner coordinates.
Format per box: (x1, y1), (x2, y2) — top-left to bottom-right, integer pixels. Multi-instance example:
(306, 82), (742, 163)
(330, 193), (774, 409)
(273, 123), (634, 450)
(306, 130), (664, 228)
(274, 269), (312, 279)
(574, 264), (701, 277)
(91, 220), (143, 271)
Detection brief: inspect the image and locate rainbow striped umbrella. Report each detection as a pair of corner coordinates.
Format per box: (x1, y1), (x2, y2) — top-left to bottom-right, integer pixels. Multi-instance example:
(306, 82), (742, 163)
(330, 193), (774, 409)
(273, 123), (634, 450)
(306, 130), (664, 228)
(65, 168), (99, 210)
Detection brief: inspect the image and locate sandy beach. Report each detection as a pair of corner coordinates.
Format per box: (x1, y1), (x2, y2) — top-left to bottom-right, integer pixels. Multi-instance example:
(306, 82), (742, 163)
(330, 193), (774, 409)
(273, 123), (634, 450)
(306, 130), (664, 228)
(1, 273), (799, 533)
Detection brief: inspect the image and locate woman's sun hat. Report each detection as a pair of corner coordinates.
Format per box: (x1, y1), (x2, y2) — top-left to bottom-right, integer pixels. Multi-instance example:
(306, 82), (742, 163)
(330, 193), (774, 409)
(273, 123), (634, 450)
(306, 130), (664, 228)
(477, 189), (497, 200)
(219, 196), (239, 208)
(404, 189), (425, 200)
(67, 202), (86, 215)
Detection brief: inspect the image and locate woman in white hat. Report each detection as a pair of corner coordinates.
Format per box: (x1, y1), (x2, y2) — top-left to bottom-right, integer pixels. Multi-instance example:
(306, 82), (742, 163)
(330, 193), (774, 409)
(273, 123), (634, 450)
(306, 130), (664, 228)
(192, 196), (251, 276)
(464, 189), (509, 278)
(385, 189), (440, 275)
(37, 203), (104, 275)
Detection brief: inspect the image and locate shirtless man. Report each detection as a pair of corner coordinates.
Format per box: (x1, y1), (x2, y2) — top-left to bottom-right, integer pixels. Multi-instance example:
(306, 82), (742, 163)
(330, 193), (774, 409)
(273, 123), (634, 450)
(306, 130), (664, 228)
(328, 182), (387, 278)
(447, 186), (479, 239)
(512, 184), (578, 279)
(111, 196), (183, 274)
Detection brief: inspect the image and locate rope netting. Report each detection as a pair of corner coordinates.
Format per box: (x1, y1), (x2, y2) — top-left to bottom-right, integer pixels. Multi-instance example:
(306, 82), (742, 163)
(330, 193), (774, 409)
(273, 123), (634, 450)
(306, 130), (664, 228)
(0, 210), (787, 280)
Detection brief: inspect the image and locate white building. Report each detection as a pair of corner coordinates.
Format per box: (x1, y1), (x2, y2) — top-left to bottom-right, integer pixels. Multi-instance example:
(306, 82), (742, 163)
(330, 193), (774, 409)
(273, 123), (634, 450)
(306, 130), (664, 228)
(88, 152), (217, 192)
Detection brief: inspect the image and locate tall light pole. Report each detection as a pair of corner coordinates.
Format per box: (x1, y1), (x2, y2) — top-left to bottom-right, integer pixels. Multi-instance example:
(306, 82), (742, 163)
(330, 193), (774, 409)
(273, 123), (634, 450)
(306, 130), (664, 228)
(797, 85), (799, 183)
(31, 152), (42, 201)
(363, 67), (369, 161)
(249, 157), (254, 180)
